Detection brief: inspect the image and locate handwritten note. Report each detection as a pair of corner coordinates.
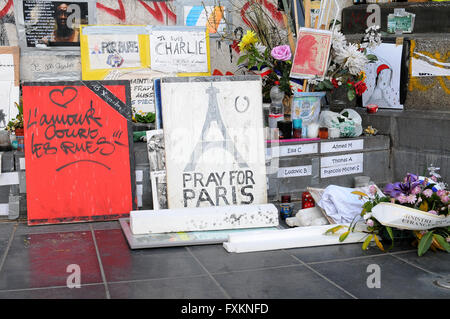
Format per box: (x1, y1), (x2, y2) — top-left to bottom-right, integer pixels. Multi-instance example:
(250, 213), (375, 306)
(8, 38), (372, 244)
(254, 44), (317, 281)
(23, 81), (135, 225)
(150, 27), (209, 74)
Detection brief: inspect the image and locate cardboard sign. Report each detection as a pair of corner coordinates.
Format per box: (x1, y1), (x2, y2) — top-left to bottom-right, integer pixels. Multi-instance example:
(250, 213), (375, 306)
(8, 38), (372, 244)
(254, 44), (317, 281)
(22, 80), (135, 225)
(80, 25), (150, 80)
(150, 26), (211, 75)
(161, 76), (267, 209)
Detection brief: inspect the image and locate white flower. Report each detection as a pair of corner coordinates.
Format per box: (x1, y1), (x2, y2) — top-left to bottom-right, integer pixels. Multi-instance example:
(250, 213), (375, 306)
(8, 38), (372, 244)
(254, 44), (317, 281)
(254, 42), (267, 55)
(363, 212), (373, 220)
(334, 43), (368, 75)
(332, 31), (347, 51)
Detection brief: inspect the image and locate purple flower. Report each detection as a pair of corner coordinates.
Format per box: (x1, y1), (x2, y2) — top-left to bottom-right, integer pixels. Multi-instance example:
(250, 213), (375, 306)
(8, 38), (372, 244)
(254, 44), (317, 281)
(271, 45), (292, 61)
(423, 189), (433, 198)
(441, 195), (449, 203)
(384, 173), (421, 198)
(428, 210), (438, 215)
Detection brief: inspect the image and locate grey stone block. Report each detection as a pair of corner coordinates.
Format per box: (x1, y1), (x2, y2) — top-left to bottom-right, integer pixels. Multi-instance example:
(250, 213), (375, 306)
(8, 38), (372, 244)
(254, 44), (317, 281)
(0, 185), (10, 202)
(133, 142), (149, 166)
(393, 149), (450, 183)
(1, 152), (14, 172)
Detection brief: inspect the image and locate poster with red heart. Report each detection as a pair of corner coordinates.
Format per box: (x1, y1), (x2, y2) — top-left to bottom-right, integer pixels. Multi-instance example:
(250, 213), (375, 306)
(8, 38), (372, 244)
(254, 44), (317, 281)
(22, 81), (136, 225)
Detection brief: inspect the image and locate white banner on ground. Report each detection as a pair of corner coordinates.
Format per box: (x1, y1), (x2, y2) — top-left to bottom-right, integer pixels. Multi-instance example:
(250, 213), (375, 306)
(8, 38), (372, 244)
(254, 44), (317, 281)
(372, 202), (450, 231)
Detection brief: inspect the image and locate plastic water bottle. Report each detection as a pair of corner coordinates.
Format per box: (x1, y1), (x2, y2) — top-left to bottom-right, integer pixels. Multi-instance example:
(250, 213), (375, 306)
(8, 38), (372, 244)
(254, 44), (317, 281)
(268, 82), (284, 129)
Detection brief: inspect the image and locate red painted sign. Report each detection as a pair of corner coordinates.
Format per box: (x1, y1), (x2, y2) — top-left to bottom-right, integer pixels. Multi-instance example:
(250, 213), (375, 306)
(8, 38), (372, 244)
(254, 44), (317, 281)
(23, 81), (135, 225)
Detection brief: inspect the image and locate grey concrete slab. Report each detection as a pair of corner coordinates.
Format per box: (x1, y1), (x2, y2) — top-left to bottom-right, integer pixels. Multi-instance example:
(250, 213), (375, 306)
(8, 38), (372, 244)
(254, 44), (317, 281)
(108, 276), (228, 299)
(212, 265), (354, 299)
(309, 255), (450, 298)
(188, 244), (300, 274)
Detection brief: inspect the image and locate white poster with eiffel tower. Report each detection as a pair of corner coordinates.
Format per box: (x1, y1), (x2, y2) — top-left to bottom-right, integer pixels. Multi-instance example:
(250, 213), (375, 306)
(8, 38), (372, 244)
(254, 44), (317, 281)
(161, 76), (267, 209)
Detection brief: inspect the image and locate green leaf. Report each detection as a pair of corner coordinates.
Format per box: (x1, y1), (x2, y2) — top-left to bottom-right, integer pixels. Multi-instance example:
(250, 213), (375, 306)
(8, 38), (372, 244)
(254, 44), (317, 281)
(433, 234), (450, 253)
(418, 231), (434, 256)
(257, 61), (264, 71)
(385, 226), (394, 250)
(237, 54), (248, 65)
(366, 54), (378, 62)
(362, 234), (373, 250)
(325, 225), (346, 235)
(339, 230), (350, 242)
(322, 79), (334, 90)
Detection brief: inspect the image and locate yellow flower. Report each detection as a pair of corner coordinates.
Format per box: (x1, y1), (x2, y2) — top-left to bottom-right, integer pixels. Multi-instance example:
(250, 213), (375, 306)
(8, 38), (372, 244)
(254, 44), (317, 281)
(238, 30), (258, 52)
(359, 70), (366, 82)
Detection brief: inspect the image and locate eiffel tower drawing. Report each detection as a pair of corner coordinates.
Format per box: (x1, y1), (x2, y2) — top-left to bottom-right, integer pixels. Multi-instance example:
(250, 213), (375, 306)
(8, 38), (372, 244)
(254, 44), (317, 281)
(184, 83), (249, 172)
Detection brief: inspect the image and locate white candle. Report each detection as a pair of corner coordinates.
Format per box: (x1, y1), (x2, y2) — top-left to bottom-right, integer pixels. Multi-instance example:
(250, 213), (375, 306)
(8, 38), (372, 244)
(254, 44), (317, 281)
(307, 122), (319, 138)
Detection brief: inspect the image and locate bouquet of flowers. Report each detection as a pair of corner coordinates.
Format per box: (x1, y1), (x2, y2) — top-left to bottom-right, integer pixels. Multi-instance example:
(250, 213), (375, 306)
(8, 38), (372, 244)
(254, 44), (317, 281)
(237, 29), (293, 101)
(309, 26), (381, 101)
(332, 166), (450, 256)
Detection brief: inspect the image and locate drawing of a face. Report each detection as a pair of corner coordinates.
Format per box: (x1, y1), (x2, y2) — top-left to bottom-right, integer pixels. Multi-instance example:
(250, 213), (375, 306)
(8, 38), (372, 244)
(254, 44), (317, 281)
(309, 43), (318, 64)
(56, 4), (69, 29)
(377, 68), (392, 89)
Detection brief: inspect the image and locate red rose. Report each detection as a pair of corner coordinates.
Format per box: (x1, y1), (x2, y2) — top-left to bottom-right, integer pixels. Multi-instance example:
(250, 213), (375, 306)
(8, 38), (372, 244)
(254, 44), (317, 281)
(332, 78), (339, 88)
(355, 81), (367, 95)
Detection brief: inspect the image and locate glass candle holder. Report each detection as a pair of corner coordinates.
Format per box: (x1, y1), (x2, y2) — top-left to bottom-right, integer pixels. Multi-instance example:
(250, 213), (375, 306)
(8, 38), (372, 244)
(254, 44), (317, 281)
(319, 127), (329, 139)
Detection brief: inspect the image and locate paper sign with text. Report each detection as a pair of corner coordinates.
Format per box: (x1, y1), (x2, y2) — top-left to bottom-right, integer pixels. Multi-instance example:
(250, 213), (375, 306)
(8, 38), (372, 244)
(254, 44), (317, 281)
(321, 139), (364, 154)
(320, 153), (364, 168)
(23, 80), (135, 225)
(277, 165), (312, 178)
(321, 162), (364, 178)
(270, 143), (318, 158)
(150, 26), (211, 75)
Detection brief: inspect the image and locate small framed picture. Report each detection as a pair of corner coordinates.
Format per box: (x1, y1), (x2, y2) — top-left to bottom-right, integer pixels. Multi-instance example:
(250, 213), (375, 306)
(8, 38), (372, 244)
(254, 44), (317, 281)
(290, 27), (332, 80)
(151, 170), (168, 211)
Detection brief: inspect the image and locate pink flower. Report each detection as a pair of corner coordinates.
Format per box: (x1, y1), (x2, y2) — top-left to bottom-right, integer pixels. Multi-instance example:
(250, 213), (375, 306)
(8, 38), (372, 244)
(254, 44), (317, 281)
(437, 190), (445, 197)
(406, 194), (417, 204)
(369, 185), (377, 195)
(446, 237), (450, 243)
(366, 219), (374, 227)
(411, 186), (421, 195)
(271, 45), (291, 61)
(431, 176), (437, 182)
(396, 194), (408, 204)
(423, 189), (433, 198)
(441, 195), (449, 203)
(428, 210), (438, 215)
